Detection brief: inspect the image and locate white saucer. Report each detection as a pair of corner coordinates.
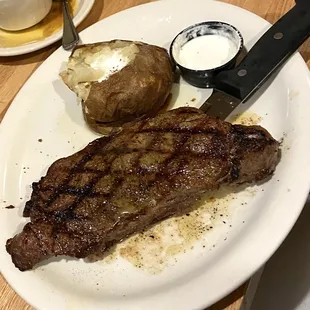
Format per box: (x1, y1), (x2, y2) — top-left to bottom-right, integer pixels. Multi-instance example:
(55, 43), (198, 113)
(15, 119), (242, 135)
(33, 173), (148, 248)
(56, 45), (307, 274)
(0, 0), (95, 57)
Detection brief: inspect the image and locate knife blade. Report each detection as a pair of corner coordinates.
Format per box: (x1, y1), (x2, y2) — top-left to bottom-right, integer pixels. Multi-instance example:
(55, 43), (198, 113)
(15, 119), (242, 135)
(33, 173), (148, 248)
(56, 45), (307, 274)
(199, 0), (310, 120)
(199, 90), (241, 118)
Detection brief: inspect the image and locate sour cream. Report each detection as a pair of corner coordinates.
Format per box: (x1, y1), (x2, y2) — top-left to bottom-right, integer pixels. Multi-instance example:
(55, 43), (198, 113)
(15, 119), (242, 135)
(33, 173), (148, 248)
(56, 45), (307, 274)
(175, 34), (238, 70)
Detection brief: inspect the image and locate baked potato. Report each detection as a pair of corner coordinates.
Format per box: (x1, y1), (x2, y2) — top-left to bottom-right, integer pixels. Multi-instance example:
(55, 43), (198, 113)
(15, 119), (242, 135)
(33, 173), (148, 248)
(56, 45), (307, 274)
(60, 40), (175, 134)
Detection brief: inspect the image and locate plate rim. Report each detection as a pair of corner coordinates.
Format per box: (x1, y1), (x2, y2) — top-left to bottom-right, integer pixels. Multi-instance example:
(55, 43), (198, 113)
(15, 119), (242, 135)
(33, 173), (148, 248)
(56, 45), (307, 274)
(0, 0), (95, 57)
(1, 0), (310, 309)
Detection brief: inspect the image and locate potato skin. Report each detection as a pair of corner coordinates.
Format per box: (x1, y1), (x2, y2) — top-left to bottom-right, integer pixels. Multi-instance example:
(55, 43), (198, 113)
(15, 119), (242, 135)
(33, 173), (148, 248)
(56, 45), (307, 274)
(77, 40), (175, 134)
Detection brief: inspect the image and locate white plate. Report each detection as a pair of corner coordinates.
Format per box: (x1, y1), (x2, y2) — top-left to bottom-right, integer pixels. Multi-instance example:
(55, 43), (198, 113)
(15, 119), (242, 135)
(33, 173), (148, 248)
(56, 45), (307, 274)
(0, 0), (95, 57)
(1, 0), (310, 309)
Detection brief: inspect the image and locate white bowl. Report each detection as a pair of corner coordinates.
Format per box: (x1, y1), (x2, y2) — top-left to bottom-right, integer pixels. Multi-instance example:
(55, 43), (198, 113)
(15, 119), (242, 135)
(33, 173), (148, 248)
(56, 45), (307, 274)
(0, 0), (52, 31)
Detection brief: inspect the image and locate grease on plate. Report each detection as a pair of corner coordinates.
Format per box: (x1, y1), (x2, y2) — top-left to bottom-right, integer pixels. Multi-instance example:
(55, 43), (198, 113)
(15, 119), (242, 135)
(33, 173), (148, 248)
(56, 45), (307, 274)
(231, 111), (262, 126)
(0, 0), (77, 48)
(289, 90), (299, 100)
(99, 190), (235, 274)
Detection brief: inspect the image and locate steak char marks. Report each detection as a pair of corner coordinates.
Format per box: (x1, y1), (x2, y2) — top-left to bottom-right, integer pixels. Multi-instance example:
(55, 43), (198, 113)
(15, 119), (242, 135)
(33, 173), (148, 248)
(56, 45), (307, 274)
(6, 107), (280, 271)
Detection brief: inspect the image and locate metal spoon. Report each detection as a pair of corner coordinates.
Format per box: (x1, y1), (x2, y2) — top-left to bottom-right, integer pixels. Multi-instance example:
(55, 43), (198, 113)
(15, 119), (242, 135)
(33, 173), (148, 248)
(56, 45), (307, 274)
(60, 0), (80, 50)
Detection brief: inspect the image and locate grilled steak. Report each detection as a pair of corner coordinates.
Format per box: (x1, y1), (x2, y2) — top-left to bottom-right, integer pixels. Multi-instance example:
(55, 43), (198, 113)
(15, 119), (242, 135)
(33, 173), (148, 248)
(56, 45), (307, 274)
(6, 107), (280, 271)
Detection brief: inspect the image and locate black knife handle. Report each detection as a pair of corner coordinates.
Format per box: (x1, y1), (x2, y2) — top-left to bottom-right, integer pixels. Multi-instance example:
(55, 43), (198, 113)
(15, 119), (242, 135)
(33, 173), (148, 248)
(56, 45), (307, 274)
(214, 2), (310, 102)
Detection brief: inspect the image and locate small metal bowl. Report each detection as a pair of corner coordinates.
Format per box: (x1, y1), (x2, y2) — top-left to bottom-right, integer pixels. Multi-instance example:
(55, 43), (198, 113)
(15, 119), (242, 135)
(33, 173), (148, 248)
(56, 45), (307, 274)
(170, 21), (244, 88)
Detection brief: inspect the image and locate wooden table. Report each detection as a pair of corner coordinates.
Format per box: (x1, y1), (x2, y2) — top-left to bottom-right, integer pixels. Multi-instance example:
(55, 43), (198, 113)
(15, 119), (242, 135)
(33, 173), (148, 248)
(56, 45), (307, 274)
(0, 0), (309, 309)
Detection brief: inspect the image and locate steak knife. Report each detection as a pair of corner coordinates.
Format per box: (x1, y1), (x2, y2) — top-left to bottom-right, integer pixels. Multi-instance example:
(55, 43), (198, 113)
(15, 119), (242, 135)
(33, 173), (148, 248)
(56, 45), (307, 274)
(199, 0), (310, 119)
